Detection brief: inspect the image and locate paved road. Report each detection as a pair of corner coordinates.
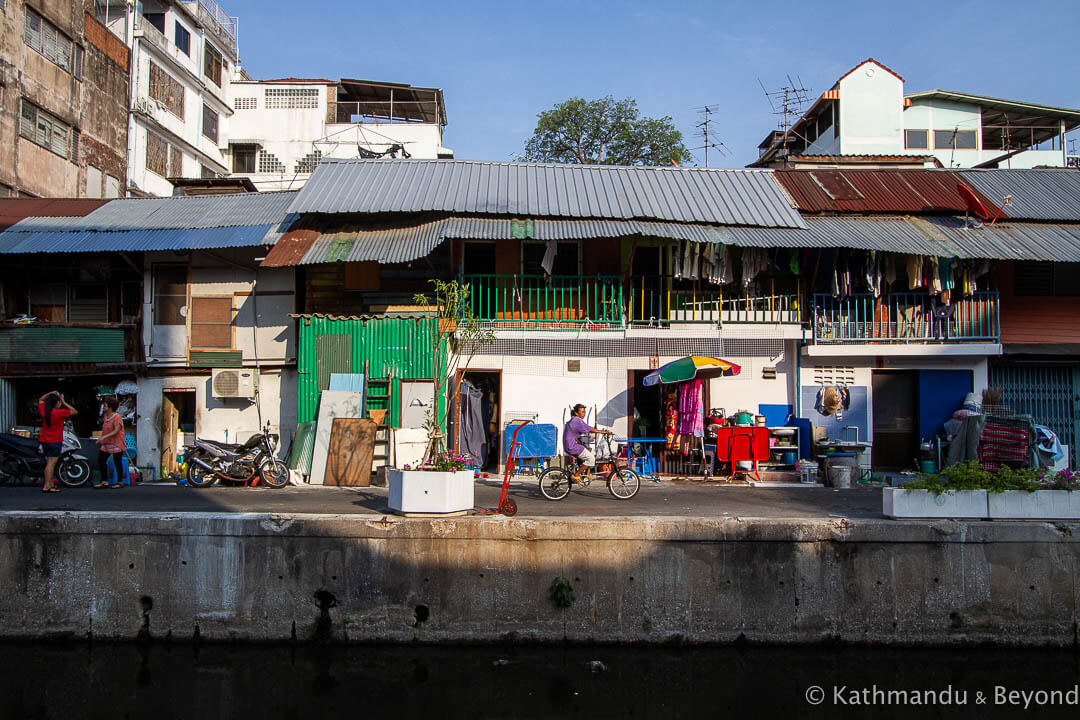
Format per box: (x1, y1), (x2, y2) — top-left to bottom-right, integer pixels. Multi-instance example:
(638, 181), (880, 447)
(0, 476), (886, 518)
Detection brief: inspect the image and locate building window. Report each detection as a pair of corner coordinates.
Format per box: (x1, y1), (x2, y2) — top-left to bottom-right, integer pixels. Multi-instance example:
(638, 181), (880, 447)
(24, 7), (75, 74)
(200, 165), (217, 179)
(204, 42), (222, 87)
(904, 129), (928, 149)
(174, 22), (190, 55)
(143, 12), (165, 35)
(202, 104), (219, 143)
(235, 97), (256, 110)
(1014, 262), (1080, 297)
(72, 44), (83, 80)
(149, 61), (185, 119)
(257, 149), (285, 173)
(934, 129), (977, 150)
(19, 100), (73, 160)
(232, 145), (256, 173)
(153, 266), (187, 326)
(265, 87), (319, 109)
(189, 297), (233, 349)
(170, 146), (184, 178)
(146, 132), (168, 177)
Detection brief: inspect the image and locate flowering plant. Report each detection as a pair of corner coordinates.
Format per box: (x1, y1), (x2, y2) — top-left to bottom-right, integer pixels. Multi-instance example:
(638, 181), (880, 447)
(428, 451), (469, 472)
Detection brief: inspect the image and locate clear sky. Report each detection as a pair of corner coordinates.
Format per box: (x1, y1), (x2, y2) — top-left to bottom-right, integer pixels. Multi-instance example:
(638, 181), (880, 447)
(224, 0), (1080, 167)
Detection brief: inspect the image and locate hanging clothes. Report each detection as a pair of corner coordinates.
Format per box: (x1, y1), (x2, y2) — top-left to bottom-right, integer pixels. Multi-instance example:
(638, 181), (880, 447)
(458, 380), (487, 467)
(683, 241), (698, 281)
(884, 253), (897, 288)
(926, 256), (942, 294)
(672, 243), (683, 279)
(664, 392), (680, 451)
(939, 257), (955, 292)
(677, 378), (704, 438)
(719, 245), (733, 284)
(741, 247), (767, 287)
(906, 255), (924, 290)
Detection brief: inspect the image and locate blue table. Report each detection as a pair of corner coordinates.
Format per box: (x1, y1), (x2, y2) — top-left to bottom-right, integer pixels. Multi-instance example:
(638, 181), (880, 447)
(620, 436), (667, 478)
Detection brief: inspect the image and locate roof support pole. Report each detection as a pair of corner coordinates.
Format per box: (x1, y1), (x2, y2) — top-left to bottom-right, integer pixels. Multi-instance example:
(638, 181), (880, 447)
(1061, 119), (1067, 166)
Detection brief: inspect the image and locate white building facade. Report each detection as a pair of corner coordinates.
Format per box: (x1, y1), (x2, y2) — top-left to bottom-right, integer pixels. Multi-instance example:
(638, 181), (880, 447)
(227, 78), (452, 191)
(94, 0), (238, 196)
(754, 59), (1080, 170)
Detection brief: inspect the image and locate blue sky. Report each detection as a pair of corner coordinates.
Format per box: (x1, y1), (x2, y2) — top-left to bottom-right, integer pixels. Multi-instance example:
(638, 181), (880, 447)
(225, 0), (1079, 167)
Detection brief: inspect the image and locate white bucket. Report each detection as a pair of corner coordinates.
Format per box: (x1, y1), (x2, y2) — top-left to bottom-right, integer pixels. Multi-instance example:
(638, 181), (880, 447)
(829, 464), (854, 489)
(798, 461), (819, 484)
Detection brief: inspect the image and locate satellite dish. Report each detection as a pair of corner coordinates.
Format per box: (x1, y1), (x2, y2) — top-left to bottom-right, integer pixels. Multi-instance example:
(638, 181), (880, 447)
(957, 184), (991, 221)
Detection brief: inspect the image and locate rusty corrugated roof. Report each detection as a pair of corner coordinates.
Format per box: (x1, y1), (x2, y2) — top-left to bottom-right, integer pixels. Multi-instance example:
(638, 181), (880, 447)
(0, 198), (108, 231)
(774, 169), (1004, 216)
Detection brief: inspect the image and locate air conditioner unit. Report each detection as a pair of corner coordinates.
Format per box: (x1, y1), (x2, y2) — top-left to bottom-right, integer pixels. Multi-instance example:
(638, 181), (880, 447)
(211, 368), (258, 399)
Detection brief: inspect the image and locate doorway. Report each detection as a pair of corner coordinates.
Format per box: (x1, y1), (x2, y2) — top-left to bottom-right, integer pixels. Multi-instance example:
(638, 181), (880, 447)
(629, 246), (664, 324)
(872, 371), (917, 470)
(457, 370), (501, 471)
(161, 389), (196, 476)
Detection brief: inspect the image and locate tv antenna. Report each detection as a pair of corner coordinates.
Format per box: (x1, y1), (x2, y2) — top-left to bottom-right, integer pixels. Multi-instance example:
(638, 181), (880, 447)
(693, 104), (728, 168)
(759, 76), (811, 155)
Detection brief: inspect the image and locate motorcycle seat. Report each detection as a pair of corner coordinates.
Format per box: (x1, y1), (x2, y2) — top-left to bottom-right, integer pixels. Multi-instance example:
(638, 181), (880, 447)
(0, 433), (43, 455)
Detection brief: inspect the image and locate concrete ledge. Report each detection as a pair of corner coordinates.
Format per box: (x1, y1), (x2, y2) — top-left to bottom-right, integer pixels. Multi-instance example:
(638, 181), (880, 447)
(2, 512), (1078, 647)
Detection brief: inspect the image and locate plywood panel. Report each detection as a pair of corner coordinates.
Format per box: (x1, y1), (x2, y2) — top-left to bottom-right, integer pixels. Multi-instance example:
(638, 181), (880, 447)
(309, 390), (366, 485)
(325, 418), (376, 487)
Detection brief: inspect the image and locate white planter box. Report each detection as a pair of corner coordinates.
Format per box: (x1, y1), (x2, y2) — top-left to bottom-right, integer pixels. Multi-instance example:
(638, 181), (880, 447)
(987, 490), (1080, 520)
(883, 487), (988, 519)
(387, 469), (475, 516)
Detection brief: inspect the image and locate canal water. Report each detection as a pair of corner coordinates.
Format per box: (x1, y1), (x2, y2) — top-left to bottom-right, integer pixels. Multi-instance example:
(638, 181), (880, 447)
(2, 642), (1078, 718)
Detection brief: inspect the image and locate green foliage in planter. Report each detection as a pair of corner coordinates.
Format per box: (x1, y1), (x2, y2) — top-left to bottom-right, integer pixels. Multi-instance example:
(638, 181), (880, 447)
(903, 461), (1080, 494)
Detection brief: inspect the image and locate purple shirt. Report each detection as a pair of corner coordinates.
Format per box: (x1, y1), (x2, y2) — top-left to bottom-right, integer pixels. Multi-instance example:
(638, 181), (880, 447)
(563, 416), (593, 455)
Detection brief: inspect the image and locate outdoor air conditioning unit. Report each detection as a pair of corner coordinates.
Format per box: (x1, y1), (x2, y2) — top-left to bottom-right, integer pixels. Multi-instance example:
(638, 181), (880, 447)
(211, 368), (258, 399)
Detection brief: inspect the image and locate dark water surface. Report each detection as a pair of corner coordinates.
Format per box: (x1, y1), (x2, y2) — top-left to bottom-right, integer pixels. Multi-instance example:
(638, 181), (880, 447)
(2, 642), (1078, 719)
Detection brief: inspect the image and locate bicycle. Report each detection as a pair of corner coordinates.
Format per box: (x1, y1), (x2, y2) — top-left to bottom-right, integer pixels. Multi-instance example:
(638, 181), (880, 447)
(538, 433), (640, 501)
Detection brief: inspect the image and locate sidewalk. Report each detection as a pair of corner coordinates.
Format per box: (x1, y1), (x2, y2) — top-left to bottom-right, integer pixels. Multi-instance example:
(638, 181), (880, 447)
(0, 476), (886, 519)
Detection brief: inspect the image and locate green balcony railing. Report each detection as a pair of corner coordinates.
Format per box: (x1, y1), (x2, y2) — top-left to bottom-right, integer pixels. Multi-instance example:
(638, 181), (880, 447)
(462, 275), (625, 330)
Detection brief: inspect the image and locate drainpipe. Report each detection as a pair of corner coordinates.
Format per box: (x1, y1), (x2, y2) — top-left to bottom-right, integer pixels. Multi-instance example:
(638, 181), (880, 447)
(125, 2), (139, 195)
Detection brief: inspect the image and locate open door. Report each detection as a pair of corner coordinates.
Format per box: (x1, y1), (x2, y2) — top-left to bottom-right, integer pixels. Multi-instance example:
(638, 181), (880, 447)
(161, 392), (179, 476)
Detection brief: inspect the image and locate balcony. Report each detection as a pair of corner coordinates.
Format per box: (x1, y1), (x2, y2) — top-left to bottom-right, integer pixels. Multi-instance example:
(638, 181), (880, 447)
(811, 292), (1000, 345)
(462, 275), (625, 331)
(629, 277), (800, 326)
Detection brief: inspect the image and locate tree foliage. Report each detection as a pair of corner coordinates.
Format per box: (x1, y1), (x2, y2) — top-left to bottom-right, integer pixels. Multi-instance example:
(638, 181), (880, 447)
(524, 96), (693, 166)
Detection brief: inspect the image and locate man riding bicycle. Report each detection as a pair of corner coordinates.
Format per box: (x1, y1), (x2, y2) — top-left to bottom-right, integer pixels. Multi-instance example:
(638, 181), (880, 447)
(563, 403), (611, 478)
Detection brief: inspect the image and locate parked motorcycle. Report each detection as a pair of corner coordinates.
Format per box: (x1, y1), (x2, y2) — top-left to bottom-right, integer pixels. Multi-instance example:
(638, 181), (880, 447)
(0, 421), (92, 487)
(184, 421), (289, 489)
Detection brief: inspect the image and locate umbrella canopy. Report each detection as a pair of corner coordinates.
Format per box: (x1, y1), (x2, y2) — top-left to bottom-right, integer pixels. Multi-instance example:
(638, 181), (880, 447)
(642, 356), (741, 386)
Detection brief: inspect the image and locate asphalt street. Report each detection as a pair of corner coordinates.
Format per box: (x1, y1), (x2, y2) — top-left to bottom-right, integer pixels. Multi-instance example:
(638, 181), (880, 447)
(0, 475), (886, 518)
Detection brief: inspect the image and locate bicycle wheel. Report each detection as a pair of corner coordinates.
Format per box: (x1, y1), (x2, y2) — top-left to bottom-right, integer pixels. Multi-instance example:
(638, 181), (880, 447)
(538, 467), (571, 500)
(607, 468), (640, 500)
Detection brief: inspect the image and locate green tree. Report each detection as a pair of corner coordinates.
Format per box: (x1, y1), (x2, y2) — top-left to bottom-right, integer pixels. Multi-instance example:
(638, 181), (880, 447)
(524, 96), (693, 166)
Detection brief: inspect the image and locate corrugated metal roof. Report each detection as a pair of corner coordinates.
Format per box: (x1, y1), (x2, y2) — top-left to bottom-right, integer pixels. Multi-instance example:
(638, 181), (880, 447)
(775, 169), (1003, 215)
(0, 224), (276, 254)
(288, 159), (807, 228)
(912, 216), (1080, 261)
(957, 170), (1080, 222)
(4, 191), (296, 231)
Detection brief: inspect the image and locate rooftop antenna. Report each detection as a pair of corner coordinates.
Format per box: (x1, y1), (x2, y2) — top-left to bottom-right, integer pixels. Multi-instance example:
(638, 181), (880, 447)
(759, 75), (811, 159)
(692, 104), (728, 168)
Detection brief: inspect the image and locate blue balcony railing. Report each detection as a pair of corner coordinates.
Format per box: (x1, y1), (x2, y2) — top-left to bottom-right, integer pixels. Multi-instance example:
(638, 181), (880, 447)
(812, 292), (1000, 344)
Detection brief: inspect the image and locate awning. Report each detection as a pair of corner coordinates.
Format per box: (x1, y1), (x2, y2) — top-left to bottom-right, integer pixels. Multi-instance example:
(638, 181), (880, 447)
(0, 224), (278, 254)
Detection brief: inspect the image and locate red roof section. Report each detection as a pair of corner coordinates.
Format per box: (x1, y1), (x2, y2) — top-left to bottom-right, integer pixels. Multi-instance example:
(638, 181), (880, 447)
(0, 198), (109, 231)
(261, 228), (320, 267)
(774, 169), (1006, 216)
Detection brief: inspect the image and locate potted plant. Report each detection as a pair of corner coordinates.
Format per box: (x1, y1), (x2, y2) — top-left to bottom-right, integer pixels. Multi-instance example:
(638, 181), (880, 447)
(884, 462), (1080, 520)
(387, 451), (475, 516)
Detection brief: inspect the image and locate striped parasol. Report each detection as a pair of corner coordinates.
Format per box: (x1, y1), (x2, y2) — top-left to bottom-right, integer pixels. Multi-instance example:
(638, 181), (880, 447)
(642, 356), (741, 386)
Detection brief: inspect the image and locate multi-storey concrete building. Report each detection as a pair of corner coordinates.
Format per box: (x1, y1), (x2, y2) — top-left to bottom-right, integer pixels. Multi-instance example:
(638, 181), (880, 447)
(93, 0), (237, 196)
(0, 1), (130, 198)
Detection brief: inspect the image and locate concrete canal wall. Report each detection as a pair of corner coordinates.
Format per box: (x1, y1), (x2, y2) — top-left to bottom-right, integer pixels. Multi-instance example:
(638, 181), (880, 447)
(1, 512), (1078, 647)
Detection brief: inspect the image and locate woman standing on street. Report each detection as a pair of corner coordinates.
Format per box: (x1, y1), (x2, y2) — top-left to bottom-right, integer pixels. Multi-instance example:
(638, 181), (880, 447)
(95, 397), (126, 489)
(39, 391), (77, 493)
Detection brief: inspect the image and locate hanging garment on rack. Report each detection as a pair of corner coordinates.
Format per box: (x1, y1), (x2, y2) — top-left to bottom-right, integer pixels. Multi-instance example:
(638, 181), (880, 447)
(741, 247), (767, 287)
(677, 378), (704, 438)
(906, 255), (924, 290)
(720, 245), (733, 284)
(683, 240), (698, 280)
(459, 380), (488, 467)
(672, 243), (682, 279)
(541, 239), (558, 275)
(939, 257), (955, 292)
(926, 256), (942, 294)
(664, 392), (680, 451)
(884, 253), (897, 287)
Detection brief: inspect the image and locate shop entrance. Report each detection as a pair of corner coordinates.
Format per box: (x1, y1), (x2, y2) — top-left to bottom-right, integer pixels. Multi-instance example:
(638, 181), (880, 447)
(871, 370), (917, 470)
(457, 370), (501, 471)
(161, 389), (196, 476)
(627, 369), (711, 476)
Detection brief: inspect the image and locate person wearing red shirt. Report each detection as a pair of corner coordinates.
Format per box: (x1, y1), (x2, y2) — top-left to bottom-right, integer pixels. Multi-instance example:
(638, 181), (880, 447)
(38, 391), (77, 493)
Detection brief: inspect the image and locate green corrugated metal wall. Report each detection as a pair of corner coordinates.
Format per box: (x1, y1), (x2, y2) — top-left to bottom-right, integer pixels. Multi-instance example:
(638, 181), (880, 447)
(297, 316), (446, 426)
(0, 328), (125, 363)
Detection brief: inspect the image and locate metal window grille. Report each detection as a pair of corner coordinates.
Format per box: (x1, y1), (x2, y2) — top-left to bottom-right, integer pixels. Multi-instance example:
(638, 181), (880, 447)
(234, 97), (256, 110)
(721, 339), (784, 357)
(257, 150), (285, 173)
(202, 104), (219, 143)
(146, 132), (168, 177)
(170, 146), (183, 177)
(264, 87), (319, 109)
(149, 61), (185, 119)
(203, 42), (222, 86)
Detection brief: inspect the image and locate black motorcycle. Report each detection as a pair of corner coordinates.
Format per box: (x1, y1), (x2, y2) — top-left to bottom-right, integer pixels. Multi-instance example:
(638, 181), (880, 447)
(185, 422), (289, 489)
(0, 421), (92, 487)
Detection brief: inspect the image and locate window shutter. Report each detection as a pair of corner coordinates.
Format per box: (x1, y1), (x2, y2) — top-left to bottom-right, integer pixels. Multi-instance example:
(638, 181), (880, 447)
(72, 44), (83, 79)
(50, 123), (68, 158)
(190, 297), (234, 349)
(36, 115), (50, 148)
(19, 102), (36, 140)
(24, 10), (41, 53)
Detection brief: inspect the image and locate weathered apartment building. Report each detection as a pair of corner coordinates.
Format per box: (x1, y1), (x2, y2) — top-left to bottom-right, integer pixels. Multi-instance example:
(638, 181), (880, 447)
(753, 59), (1080, 170)
(91, 0), (238, 196)
(0, 0), (130, 198)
